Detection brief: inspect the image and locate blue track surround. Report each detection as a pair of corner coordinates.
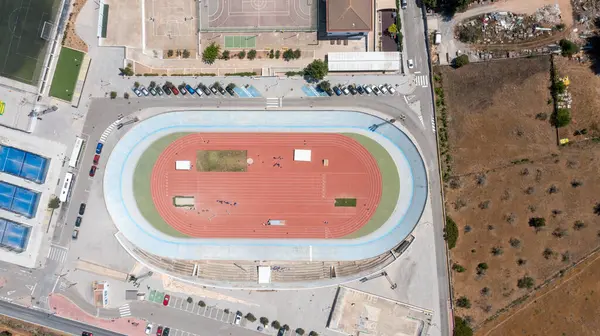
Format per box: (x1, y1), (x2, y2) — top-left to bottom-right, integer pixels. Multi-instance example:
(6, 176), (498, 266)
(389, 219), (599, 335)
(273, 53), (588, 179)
(104, 111), (428, 261)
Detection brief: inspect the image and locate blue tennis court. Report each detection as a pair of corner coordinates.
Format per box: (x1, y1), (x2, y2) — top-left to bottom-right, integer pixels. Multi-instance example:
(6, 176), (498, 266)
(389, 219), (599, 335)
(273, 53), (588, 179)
(0, 146), (49, 184)
(0, 218), (30, 252)
(0, 181), (39, 218)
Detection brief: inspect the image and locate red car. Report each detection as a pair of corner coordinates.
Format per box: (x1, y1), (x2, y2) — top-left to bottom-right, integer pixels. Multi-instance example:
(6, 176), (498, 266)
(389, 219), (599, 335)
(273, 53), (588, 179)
(163, 294), (170, 306)
(156, 326), (163, 336)
(89, 165), (97, 177)
(93, 154), (100, 165)
(171, 87), (179, 95)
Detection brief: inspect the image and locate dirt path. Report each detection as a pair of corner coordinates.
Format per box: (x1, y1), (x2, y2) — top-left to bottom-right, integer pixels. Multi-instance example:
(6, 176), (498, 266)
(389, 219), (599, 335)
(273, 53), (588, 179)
(63, 0), (89, 52)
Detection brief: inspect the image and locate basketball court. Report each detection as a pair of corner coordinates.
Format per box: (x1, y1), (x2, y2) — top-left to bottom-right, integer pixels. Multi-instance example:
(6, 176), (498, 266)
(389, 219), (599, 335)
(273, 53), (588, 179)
(145, 0), (197, 50)
(0, 0), (60, 85)
(201, 0), (317, 32)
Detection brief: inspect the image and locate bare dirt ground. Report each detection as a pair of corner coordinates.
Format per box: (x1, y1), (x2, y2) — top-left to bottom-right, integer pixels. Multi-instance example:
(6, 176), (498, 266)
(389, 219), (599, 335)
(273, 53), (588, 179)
(478, 249), (600, 336)
(63, 0), (88, 52)
(437, 56), (600, 328)
(0, 315), (69, 336)
(457, 0), (574, 26)
(554, 57), (600, 140)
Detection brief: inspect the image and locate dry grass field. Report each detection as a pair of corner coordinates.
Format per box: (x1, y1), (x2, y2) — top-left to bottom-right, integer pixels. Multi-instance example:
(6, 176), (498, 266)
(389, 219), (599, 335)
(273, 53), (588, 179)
(436, 56), (600, 330)
(0, 315), (69, 336)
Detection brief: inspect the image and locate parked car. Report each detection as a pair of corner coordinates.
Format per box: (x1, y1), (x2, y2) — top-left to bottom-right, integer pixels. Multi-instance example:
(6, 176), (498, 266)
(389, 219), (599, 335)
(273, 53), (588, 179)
(325, 88), (334, 96)
(199, 84), (211, 96)
(217, 86), (226, 95)
(162, 85), (172, 95)
(82, 332), (93, 336)
(179, 86), (188, 95)
(132, 87), (142, 97)
(379, 85), (389, 94)
(162, 327), (170, 336)
(155, 86), (164, 96)
(72, 229), (79, 239)
(277, 328), (286, 336)
(407, 59), (414, 69)
(333, 86), (342, 96)
(372, 85), (381, 95)
(348, 85), (357, 95)
(171, 86), (179, 95)
(156, 326), (163, 336)
(195, 87), (203, 97)
(79, 203), (86, 215)
(75, 216), (82, 227)
(356, 85), (364, 94)
(89, 165), (97, 177)
(210, 86), (218, 94)
(363, 85), (373, 94)
(234, 311), (242, 325)
(145, 324), (153, 335)
(386, 84), (397, 94)
(95, 143), (103, 154)
(140, 86), (149, 96)
(93, 154), (100, 165)
(185, 84), (196, 95)
(226, 86), (235, 96)
(163, 294), (170, 306)
(148, 87), (157, 96)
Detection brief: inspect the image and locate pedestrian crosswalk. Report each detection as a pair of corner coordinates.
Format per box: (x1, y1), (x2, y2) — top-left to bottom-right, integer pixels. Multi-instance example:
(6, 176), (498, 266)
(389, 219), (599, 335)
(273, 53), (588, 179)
(118, 304), (131, 317)
(47, 245), (68, 263)
(99, 117), (123, 143)
(413, 75), (429, 88)
(266, 97), (281, 108)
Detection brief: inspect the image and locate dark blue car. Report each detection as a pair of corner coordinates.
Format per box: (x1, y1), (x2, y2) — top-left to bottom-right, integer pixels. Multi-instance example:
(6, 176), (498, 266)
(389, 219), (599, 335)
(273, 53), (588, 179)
(333, 86), (342, 96)
(95, 143), (103, 154)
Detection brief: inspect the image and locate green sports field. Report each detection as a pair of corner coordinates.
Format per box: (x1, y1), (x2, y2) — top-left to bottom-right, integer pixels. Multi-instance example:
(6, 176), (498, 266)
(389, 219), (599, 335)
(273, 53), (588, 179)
(133, 132), (400, 239)
(49, 47), (84, 101)
(0, 0), (61, 84)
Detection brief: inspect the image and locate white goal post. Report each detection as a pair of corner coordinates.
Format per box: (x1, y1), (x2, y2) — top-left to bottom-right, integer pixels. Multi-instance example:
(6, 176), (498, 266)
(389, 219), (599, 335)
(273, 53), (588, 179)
(40, 21), (54, 40)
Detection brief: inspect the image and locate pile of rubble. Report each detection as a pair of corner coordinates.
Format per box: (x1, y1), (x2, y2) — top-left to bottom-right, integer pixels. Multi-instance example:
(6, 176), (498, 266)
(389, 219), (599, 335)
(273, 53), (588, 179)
(457, 6), (564, 45)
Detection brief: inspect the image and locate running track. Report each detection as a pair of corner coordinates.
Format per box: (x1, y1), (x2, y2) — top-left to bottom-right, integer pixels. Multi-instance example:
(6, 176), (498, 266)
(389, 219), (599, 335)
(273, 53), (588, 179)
(150, 133), (382, 238)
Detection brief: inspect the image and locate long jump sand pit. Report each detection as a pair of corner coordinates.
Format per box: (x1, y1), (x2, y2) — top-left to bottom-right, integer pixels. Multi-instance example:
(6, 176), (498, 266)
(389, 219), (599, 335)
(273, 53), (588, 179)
(203, 0), (317, 31)
(150, 133), (382, 239)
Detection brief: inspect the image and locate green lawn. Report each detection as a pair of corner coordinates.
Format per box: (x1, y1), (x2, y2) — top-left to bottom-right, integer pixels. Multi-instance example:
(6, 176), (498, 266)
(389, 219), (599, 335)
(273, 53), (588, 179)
(49, 47), (84, 101)
(341, 133), (400, 239)
(335, 198), (357, 207)
(133, 132), (190, 237)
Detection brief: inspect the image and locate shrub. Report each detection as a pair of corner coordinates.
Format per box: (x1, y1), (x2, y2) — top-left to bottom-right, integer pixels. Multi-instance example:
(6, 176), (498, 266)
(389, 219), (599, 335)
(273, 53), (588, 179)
(571, 180), (583, 188)
(303, 59), (328, 81)
(318, 80), (331, 92)
(491, 247), (503, 256)
(543, 248), (555, 259)
(238, 50), (246, 59)
(453, 317), (473, 336)
(110, 91), (117, 99)
(480, 287), (490, 296)
(221, 50), (230, 60)
(202, 42), (220, 64)
(562, 251), (571, 262)
(269, 49), (274, 58)
(453, 54), (469, 68)
(167, 49), (174, 57)
(275, 50), (281, 59)
(444, 216), (459, 249)
(478, 200), (490, 209)
(464, 225), (472, 233)
(452, 263), (466, 273)
(595, 203), (600, 216)
(476, 263), (488, 275)
(548, 185), (559, 194)
(134, 81), (140, 88)
(559, 39), (579, 56)
(308, 332), (319, 336)
(245, 313), (256, 322)
(282, 324), (290, 331)
(271, 320), (281, 329)
(124, 92), (129, 99)
(182, 49), (191, 58)
(456, 296), (471, 308)
(388, 23), (398, 35)
(247, 49), (257, 60)
(517, 258), (527, 266)
(553, 108), (571, 128)
(186, 297), (193, 304)
(517, 276), (535, 289)
(295, 328), (305, 335)
(529, 217), (546, 230)
(224, 308), (230, 314)
(259, 317), (269, 326)
(574, 220), (586, 230)
(509, 238), (521, 248)
(552, 227), (568, 238)
(283, 49), (295, 61)
(293, 49), (301, 59)
(48, 196), (61, 209)
(198, 301), (206, 307)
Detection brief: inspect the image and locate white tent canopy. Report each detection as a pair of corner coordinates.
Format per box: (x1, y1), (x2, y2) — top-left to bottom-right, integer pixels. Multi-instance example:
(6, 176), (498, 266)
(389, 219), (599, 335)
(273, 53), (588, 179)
(257, 266), (271, 284)
(175, 160), (191, 170)
(294, 149), (312, 162)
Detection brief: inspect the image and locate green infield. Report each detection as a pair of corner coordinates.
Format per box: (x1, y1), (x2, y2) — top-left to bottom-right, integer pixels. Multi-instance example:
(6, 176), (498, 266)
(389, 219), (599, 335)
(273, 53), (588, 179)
(49, 47), (84, 101)
(341, 133), (400, 239)
(335, 198), (357, 207)
(0, 0), (60, 84)
(196, 150), (247, 172)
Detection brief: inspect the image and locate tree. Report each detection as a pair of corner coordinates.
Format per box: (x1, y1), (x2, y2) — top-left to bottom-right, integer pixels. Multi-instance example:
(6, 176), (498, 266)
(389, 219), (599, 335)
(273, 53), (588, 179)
(149, 81), (156, 88)
(213, 82), (222, 90)
(119, 66), (134, 76)
(247, 49), (257, 60)
(110, 91), (117, 99)
(259, 317), (269, 326)
(318, 80), (331, 92)
(202, 42), (220, 64)
(167, 49), (174, 57)
(198, 300), (206, 307)
(452, 263), (465, 272)
(269, 49), (274, 59)
(303, 59), (328, 81)
(182, 49), (191, 58)
(293, 49), (301, 59)
(275, 50), (281, 59)
(238, 50), (246, 59)
(456, 296), (471, 308)
(124, 92), (130, 99)
(295, 328), (305, 335)
(388, 23), (398, 35)
(282, 324), (290, 331)
(553, 108), (571, 127)
(134, 81), (140, 88)
(517, 276), (535, 289)
(282, 49), (295, 61)
(308, 332), (319, 336)
(226, 83), (236, 90)
(453, 54), (469, 68)
(552, 80), (567, 94)
(453, 316), (473, 336)
(48, 197), (60, 209)
(444, 216), (459, 249)
(476, 262), (488, 275)
(221, 50), (230, 60)
(186, 297), (193, 304)
(559, 39), (579, 57)
(245, 313), (256, 322)
(224, 308), (230, 314)
(271, 320), (281, 329)
(528, 217), (546, 229)
(0, 331), (13, 336)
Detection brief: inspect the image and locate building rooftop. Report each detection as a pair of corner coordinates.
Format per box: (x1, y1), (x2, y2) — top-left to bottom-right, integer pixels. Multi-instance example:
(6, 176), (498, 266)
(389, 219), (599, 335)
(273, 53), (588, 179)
(327, 0), (373, 32)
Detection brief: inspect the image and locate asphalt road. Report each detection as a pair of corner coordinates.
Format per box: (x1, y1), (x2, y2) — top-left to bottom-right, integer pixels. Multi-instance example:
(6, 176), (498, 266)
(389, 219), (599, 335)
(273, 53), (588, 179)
(0, 300), (123, 336)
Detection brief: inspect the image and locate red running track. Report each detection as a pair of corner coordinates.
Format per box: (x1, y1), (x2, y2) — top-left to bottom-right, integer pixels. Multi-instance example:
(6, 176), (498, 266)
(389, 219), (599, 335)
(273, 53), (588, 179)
(150, 133), (382, 239)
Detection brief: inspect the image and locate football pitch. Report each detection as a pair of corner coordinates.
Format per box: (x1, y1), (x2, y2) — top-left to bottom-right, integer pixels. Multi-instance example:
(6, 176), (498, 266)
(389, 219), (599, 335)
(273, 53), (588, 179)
(0, 0), (61, 85)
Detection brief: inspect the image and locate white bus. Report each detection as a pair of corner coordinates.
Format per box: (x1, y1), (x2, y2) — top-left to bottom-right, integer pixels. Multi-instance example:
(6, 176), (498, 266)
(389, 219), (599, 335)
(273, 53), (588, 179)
(59, 172), (74, 202)
(68, 137), (85, 169)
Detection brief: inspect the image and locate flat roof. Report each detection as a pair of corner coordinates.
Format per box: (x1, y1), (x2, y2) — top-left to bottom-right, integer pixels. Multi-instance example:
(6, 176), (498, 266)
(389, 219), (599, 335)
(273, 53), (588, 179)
(328, 52), (401, 72)
(327, 286), (433, 336)
(327, 0), (373, 32)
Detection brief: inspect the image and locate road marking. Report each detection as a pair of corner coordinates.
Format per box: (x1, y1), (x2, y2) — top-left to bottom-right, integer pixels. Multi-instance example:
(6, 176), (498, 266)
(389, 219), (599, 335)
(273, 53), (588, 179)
(413, 75), (429, 88)
(99, 118), (123, 143)
(47, 245), (68, 263)
(431, 116), (436, 133)
(118, 304), (131, 317)
(28, 284), (36, 295)
(51, 276), (60, 293)
(6, 291), (15, 296)
(266, 97), (280, 108)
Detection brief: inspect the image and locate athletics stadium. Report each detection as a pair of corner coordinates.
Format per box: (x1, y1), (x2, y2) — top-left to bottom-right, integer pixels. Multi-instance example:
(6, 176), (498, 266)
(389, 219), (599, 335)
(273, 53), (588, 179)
(104, 110), (427, 288)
